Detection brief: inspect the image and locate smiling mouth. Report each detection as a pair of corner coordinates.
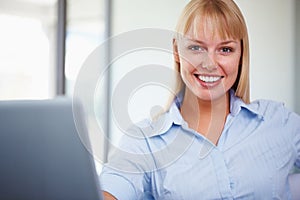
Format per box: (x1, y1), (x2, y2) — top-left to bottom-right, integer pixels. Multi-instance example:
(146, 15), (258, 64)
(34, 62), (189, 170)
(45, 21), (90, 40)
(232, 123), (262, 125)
(196, 75), (224, 83)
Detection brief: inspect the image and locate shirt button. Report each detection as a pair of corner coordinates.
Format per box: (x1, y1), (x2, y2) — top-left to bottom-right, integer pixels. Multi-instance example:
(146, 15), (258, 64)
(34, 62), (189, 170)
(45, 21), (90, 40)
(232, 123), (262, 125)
(230, 182), (234, 189)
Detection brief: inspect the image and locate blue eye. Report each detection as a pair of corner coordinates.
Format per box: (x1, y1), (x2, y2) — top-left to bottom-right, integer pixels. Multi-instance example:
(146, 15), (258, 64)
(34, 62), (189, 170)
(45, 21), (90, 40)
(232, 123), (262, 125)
(188, 45), (204, 52)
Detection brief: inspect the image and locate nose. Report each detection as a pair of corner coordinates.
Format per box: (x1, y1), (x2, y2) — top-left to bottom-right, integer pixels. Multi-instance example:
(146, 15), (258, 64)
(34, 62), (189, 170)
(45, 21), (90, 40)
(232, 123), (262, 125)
(201, 52), (217, 71)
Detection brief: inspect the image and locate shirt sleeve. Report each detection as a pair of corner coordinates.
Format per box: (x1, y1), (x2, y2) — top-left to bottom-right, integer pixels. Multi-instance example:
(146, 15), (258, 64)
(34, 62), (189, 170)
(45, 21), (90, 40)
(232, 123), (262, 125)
(100, 167), (139, 200)
(293, 121), (300, 168)
(284, 107), (300, 169)
(99, 124), (156, 200)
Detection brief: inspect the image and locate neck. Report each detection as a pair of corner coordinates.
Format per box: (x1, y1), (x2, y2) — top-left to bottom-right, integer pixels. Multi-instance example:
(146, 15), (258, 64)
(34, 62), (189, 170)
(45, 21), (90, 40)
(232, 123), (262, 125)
(180, 89), (230, 145)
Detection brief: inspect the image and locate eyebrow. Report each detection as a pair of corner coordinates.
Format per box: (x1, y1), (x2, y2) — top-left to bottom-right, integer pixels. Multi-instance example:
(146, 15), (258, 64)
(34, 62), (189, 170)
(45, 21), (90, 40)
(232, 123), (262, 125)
(186, 38), (238, 45)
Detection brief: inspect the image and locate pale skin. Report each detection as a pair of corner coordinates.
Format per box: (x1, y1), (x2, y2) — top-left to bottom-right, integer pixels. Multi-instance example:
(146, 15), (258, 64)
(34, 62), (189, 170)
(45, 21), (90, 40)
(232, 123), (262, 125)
(180, 88), (230, 145)
(102, 24), (242, 200)
(103, 191), (117, 200)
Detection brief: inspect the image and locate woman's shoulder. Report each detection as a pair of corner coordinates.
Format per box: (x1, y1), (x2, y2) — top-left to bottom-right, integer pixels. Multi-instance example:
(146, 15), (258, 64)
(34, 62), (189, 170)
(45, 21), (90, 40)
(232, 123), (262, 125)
(117, 112), (173, 143)
(249, 98), (300, 124)
(250, 98), (285, 112)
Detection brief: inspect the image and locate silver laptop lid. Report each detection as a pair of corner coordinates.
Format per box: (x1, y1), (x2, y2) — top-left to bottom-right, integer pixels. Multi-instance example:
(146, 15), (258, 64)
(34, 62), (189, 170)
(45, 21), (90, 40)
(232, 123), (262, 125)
(0, 98), (102, 200)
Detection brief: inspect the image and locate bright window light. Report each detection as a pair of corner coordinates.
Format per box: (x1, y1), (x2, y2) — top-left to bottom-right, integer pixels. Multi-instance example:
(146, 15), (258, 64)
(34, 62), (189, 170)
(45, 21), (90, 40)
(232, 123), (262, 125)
(0, 14), (52, 100)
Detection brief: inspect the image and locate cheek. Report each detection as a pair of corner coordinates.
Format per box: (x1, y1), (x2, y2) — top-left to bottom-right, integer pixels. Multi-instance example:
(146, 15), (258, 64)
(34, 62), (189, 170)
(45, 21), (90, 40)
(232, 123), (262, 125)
(179, 64), (191, 83)
(222, 59), (240, 84)
(222, 53), (240, 73)
(226, 62), (239, 76)
(179, 60), (195, 88)
(179, 57), (196, 74)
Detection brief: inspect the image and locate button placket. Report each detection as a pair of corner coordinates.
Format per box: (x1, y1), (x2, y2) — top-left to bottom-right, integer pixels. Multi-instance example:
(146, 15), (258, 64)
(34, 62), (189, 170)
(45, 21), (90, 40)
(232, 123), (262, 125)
(210, 149), (234, 199)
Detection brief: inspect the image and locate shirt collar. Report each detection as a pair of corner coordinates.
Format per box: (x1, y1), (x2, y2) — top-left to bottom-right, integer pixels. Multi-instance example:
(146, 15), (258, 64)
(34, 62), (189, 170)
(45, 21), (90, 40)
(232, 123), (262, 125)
(146, 89), (264, 138)
(229, 90), (264, 119)
(143, 91), (185, 138)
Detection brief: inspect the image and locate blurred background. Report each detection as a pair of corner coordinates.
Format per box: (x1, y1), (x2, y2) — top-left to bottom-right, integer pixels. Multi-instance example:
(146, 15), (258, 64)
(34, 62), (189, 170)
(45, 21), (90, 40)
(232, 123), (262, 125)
(0, 0), (299, 170)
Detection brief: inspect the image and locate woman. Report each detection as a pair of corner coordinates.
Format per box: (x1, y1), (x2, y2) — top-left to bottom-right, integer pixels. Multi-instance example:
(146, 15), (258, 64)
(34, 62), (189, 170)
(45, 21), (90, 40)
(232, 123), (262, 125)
(100, 0), (300, 199)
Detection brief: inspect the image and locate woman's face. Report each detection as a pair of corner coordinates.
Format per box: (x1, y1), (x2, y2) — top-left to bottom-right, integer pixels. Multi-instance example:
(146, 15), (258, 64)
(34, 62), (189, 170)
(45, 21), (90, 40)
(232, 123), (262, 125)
(175, 23), (242, 102)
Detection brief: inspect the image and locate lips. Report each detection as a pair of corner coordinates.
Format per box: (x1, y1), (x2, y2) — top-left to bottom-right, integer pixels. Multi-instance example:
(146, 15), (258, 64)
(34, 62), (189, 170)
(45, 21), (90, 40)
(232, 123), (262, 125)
(192, 74), (224, 88)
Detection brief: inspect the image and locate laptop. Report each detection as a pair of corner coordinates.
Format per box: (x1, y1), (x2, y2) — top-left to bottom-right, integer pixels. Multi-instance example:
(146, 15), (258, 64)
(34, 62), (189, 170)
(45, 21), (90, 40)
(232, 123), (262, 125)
(0, 97), (103, 200)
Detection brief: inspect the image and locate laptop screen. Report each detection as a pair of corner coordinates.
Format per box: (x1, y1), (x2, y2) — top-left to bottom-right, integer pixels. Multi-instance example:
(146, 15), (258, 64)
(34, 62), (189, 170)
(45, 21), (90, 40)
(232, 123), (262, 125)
(0, 98), (103, 200)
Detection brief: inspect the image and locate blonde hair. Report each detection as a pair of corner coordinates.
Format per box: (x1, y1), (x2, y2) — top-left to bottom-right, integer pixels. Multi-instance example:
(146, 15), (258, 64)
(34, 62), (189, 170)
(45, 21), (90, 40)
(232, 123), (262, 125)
(172, 0), (250, 104)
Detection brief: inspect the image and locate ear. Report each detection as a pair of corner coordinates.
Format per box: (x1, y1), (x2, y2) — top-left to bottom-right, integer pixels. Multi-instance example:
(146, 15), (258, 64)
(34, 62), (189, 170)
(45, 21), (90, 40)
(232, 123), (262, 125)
(173, 38), (180, 63)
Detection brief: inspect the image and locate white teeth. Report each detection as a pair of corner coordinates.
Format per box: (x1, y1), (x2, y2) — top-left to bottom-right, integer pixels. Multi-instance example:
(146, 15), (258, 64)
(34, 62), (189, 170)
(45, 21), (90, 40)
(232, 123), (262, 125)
(198, 75), (222, 83)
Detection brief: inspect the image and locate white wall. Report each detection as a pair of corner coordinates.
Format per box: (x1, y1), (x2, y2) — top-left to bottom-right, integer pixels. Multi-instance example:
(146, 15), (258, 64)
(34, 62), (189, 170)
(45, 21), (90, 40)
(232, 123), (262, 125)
(112, 0), (190, 33)
(236, 0), (296, 109)
(296, 0), (300, 114)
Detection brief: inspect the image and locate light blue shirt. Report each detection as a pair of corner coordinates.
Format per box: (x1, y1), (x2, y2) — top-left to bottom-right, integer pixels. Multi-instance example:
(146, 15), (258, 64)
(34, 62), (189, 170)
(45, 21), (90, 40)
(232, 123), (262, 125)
(100, 91), (300, 199)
